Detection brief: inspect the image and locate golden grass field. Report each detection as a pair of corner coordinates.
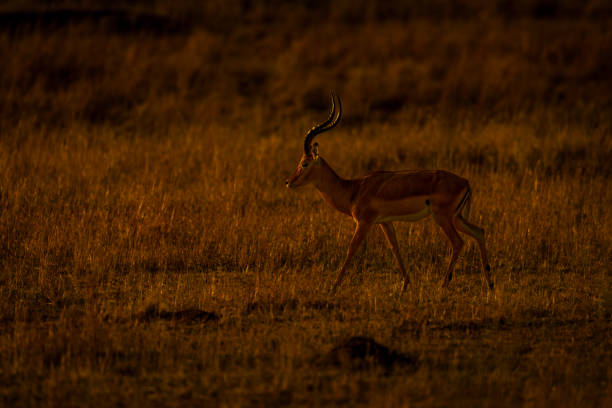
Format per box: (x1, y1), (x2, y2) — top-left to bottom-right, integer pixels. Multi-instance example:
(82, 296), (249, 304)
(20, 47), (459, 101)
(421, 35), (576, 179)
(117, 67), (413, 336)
(0, 1), (611, 406)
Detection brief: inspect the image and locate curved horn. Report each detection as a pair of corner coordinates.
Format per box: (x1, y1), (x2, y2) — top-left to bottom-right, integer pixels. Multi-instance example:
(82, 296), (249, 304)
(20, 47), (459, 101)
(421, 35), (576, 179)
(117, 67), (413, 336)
(304, 92), (342, 155)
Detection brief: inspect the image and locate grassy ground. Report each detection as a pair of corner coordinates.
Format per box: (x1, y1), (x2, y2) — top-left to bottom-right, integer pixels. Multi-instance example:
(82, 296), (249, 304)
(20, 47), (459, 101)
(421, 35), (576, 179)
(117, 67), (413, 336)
(0, 1), (611, 407)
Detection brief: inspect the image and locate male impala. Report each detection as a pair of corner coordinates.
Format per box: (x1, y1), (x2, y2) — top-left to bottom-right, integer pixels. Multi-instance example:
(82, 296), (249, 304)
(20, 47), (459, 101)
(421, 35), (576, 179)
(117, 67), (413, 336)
(286, 93), (493, 291)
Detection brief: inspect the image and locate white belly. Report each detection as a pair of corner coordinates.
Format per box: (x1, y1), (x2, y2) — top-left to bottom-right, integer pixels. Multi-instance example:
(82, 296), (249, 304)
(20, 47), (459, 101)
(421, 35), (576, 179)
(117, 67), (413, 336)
(377, 205), (431, 223)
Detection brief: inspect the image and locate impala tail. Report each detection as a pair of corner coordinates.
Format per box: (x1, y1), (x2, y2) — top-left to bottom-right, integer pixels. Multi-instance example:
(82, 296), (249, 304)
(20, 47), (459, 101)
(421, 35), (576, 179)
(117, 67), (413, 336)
(455, 186), (471, 220)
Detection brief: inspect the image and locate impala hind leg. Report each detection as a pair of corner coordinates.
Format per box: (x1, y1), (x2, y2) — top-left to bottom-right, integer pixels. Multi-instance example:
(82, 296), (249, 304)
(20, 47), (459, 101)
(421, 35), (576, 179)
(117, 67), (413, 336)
(332, 222), (372, 291)
(454, 214), (494, 290)
(379, 222), (410, 291)
(435, 215), (464, 287)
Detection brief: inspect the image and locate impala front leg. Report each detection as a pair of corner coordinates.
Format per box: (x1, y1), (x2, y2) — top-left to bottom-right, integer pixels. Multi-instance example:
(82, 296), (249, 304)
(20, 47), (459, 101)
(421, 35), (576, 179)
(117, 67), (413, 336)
(332, 222), (372, 291)
(379, 222), (410, 291)
(435, 216), (464, 288)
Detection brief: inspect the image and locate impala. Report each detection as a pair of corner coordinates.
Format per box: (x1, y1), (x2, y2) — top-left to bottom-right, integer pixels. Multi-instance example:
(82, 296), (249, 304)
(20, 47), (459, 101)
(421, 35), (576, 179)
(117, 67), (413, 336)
(286, 93), (494, 292)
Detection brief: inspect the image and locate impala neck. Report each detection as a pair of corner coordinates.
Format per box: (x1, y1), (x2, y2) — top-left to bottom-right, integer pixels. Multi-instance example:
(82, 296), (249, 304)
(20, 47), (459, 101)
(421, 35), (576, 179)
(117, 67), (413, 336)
(312, 157), (355, 216)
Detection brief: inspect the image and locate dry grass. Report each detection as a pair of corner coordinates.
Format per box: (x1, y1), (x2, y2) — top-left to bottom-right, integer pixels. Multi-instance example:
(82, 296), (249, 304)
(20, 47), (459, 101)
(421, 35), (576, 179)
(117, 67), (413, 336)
(0, 1), (611, 407)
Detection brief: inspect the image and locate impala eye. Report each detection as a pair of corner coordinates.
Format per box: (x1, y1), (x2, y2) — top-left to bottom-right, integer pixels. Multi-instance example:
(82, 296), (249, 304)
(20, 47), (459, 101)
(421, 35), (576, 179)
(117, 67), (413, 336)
(301, 162), (309, 168)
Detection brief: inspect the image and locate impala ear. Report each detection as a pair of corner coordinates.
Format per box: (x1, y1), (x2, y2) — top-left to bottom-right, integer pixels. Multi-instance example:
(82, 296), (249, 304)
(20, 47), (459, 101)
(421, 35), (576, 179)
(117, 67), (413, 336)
(312, 142), (319, 159)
